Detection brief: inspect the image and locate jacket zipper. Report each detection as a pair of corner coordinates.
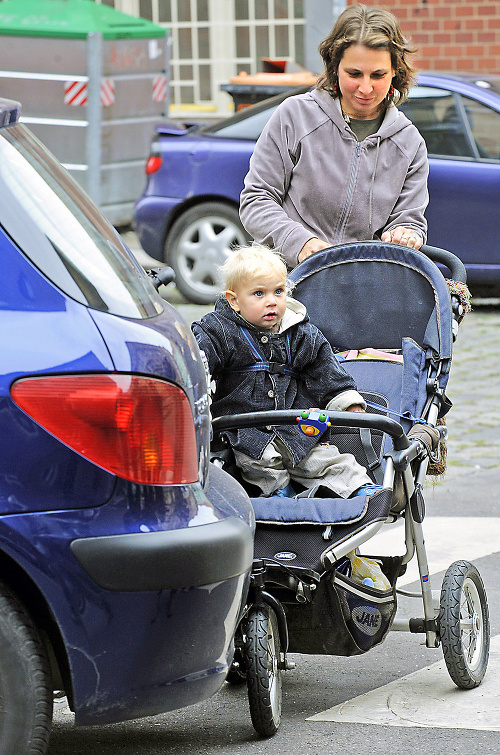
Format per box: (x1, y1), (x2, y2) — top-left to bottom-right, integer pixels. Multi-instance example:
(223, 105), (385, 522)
(335, 141), (361, 244)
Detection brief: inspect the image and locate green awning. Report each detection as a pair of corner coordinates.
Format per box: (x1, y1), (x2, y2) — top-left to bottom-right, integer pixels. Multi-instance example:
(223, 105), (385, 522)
(0, 0), (165, 39)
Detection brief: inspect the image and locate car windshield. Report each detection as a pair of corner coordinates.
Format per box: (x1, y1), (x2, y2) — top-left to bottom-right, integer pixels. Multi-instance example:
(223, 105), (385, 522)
(0, 124), (162, 319)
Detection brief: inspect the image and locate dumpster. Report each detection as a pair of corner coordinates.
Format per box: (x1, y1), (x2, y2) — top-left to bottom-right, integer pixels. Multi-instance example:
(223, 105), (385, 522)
(0, 0), (170, 225)
(221, 59), (317, 111)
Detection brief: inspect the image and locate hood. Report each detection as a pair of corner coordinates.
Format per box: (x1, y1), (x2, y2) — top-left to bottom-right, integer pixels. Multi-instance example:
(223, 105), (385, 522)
(310, 88), (416, 142)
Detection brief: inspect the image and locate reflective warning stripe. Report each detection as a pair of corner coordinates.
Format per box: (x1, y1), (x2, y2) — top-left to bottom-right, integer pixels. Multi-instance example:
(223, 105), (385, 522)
(64, 79), (115, 107)
(64, 81), (88, 106)
(153, 75), (167, 102)
(100, 79), (115, 107)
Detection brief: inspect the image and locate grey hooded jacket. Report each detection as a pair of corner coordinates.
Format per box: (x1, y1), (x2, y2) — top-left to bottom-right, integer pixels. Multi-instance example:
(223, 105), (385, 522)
(239, 88), (429, 268)
(192, 295), (365, 463)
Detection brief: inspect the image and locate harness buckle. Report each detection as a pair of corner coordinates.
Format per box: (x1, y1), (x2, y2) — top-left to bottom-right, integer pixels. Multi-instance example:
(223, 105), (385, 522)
(268, 362), (286, 375)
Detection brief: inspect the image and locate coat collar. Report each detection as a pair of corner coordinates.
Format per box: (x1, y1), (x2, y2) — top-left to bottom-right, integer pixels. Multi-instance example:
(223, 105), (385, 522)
(309, 87), (413, 141)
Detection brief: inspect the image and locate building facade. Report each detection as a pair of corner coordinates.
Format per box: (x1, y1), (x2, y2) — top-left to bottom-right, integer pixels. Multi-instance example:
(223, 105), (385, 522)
(98, 0), (308, 118)
(356, 0), (500, 75)
(97, 1), (500, 119)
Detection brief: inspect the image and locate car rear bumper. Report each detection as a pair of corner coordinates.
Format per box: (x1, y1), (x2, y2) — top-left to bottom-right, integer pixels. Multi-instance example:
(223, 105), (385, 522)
(0, 468), (254, 725)
(71, 515), (253, 591)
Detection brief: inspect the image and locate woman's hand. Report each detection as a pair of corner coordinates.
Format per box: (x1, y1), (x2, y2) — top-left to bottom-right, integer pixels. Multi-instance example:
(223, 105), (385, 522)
(298, 237), (332, 263)
(381, 226), (423, 250)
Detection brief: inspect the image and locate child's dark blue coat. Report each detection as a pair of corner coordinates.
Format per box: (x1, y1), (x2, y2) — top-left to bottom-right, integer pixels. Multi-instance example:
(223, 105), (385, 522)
(192, 296), (364, 464)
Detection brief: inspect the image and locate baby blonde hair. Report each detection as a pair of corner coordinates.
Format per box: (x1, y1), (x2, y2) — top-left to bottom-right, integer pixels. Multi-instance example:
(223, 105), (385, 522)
(222, 244), (292, 292)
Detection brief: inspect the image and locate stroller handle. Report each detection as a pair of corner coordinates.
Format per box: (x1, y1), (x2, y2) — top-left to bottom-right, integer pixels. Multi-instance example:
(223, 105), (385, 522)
(212, 409), (410, 452)
(420, 244), (467, 283)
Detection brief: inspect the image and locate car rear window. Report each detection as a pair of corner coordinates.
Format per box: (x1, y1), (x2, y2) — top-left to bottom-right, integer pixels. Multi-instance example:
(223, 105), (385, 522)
(0, 124), (163, 319)
(201, 86), (310, 141)
(205, 105), (279, 141)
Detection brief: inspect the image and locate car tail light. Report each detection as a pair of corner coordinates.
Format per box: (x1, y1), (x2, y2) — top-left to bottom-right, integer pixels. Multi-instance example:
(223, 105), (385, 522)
(145, 155), (162, 175)
(11, 374), (198, 485)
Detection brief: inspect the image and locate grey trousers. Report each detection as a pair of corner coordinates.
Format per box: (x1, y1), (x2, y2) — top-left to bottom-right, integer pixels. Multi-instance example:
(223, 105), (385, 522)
(234, 438), (371, 498)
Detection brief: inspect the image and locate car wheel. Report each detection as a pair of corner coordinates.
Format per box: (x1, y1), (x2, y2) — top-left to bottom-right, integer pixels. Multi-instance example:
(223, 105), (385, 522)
(165, 203), (249, 304)
(0, 582), (53, 755)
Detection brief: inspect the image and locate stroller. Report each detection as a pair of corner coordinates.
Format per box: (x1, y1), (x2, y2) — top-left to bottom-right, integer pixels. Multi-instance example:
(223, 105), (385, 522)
(211, 241), (490, 737)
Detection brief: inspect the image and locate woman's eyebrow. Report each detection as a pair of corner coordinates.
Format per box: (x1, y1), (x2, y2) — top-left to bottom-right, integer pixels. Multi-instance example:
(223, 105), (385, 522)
(345, 67), (390, 74)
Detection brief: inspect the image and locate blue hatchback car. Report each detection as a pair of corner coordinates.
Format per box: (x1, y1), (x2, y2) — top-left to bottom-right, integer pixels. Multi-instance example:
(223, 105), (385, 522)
(0, 97), (254, 754)
(135, 72), (500, 303)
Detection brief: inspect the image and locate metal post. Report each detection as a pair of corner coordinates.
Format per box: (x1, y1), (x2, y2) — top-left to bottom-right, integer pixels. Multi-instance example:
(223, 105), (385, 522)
(86, 32), (103, 207)
(164, 29), (172, 118)
(305, 0), (346, 74)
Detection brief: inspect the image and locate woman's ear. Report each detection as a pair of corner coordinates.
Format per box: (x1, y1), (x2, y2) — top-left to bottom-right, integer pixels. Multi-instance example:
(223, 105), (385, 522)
(225, 289), (240, 312)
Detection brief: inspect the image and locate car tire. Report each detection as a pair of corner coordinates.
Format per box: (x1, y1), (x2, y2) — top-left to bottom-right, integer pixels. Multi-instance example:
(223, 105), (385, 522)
(0, 582), (53, 755)
(165, 203), (249, 304)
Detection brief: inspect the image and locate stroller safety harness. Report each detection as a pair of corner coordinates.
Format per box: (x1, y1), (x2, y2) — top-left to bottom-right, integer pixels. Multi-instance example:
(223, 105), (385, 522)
(226, 327), (300, 378)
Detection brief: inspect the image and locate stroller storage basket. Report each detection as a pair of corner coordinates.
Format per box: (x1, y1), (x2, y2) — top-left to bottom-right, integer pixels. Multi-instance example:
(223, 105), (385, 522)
(284, 555), (403, 656)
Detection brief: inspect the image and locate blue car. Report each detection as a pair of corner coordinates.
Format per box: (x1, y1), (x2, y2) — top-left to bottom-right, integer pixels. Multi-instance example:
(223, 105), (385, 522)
(135, 72), (500, 303)
(0, 97), (254, 755)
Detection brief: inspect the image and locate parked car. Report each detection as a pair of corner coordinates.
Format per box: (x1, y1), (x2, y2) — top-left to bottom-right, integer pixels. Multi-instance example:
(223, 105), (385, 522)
(0, 97), (254, 755)
(134, 72), (500, 303)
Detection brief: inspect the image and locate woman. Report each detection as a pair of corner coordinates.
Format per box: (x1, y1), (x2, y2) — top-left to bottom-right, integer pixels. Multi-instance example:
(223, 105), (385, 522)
(239, 4), (428, 268)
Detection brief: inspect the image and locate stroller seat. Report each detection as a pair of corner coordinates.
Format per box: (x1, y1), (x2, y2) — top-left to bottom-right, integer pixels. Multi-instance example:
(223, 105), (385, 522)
(286, 241), (458, 488)
(250, 488), (392, 573)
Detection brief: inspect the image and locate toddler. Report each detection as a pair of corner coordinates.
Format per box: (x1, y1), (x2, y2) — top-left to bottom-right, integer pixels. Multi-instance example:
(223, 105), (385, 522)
(192, 245), (378, 499)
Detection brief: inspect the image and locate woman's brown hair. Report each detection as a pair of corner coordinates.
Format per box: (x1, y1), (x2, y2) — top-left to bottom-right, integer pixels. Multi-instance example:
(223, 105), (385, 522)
(316, 4), (417, 105)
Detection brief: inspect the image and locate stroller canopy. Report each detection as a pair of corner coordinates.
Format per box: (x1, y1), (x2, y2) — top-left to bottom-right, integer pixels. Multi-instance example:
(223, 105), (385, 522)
(288, 242), (453, 360)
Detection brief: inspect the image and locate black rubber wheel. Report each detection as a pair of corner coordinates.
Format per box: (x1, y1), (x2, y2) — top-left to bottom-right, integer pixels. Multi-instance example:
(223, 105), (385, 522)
(0, 582), (53, 754)
(244, 605), (282, 737)
(165, 202), (249, 304)
(439, 560), (490, 689)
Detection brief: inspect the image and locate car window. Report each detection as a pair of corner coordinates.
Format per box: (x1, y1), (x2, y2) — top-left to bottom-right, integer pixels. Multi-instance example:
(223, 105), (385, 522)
(460, 95), (500, 160)
(0, 124), (163, 318)
(206, 104), (279, 141)
(401, 86), (475, 159)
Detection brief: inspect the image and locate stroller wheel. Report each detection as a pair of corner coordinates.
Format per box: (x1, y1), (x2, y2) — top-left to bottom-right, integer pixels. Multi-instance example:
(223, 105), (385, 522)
(245, 605), (282, 737)
(438, 560), (490, 689)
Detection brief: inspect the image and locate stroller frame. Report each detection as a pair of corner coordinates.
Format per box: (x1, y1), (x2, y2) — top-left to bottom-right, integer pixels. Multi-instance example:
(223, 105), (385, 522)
(211, 242), (489, 738)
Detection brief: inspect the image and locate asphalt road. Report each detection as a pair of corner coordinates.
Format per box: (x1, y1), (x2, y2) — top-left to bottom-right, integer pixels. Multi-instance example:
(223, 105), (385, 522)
(48, 238), (500, 754)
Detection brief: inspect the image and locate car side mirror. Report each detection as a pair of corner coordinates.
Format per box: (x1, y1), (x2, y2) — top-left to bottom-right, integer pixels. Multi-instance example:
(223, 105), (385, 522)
(147, 266), (175, 290)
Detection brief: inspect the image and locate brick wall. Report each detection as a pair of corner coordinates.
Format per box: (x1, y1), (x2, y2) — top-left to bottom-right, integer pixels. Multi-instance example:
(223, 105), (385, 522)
(348, 0), (500, 74)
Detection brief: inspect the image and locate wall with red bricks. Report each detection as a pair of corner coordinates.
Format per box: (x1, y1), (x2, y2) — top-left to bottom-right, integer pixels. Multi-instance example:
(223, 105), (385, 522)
(348, 0), (500, 74)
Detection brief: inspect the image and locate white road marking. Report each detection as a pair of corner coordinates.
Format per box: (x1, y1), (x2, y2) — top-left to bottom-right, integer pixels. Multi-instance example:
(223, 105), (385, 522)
(309, 636), (500, 730)
(310, 517), (500, 730)
(360, 516), (500, 586)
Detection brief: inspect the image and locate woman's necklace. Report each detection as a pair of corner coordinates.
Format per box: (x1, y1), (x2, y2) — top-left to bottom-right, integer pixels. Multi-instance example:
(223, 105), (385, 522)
(340, 99), (380, 123)
(341, 109), (376, 123)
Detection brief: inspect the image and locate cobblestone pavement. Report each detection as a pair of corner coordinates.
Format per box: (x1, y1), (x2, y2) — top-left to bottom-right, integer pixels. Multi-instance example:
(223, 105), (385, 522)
(123, 231), (500, 489)
(442, 302), (500, 483)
